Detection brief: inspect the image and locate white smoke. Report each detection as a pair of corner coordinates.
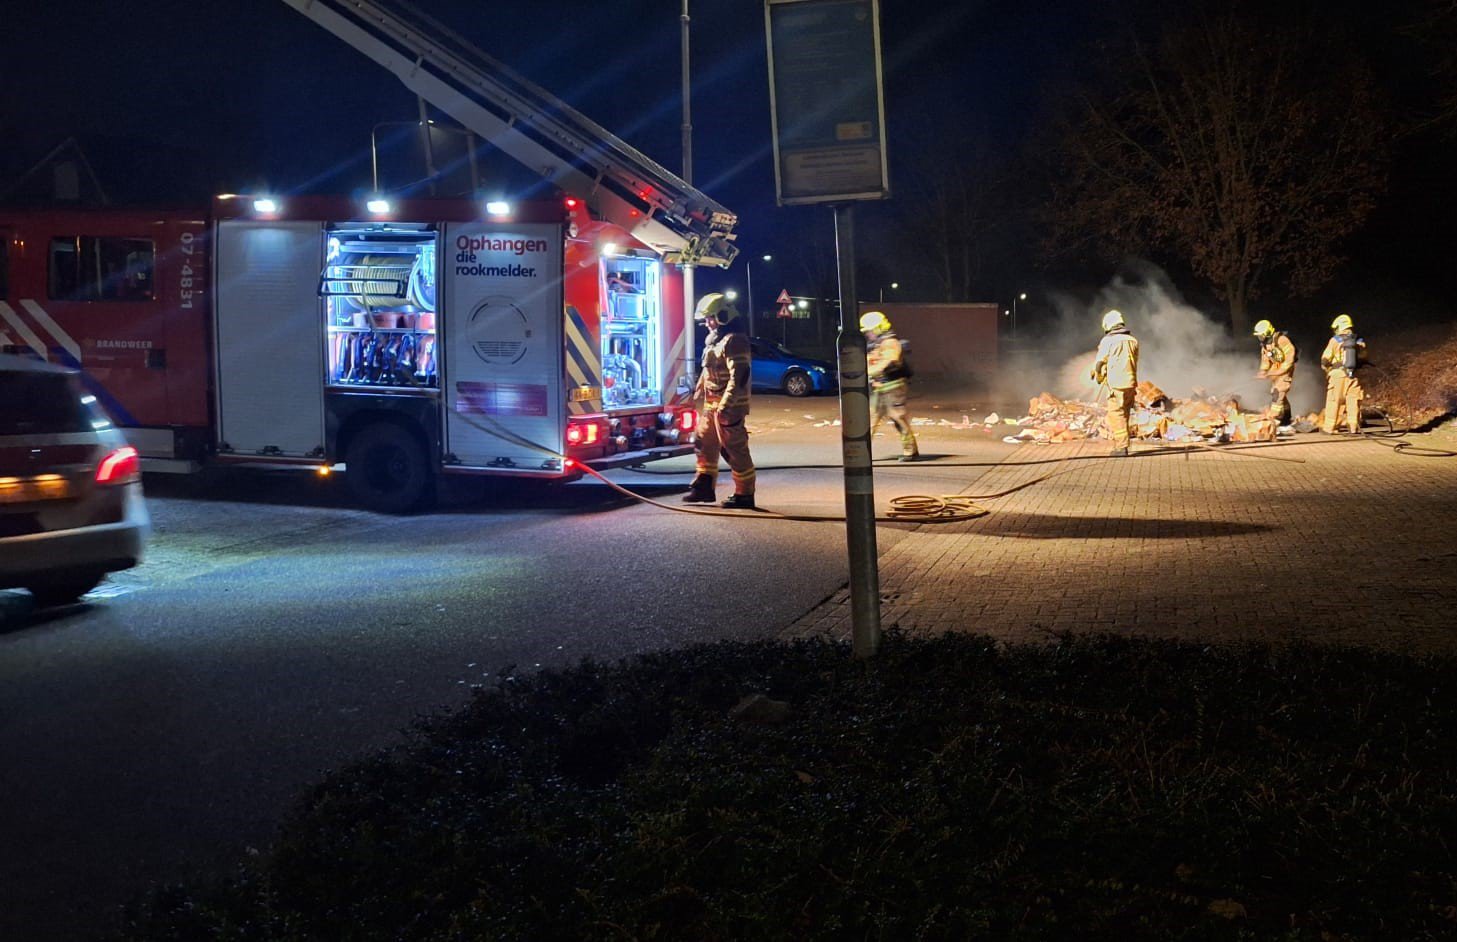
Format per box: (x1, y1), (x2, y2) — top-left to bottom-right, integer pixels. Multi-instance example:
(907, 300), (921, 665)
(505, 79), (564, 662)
(1006, 263), (1321, 416)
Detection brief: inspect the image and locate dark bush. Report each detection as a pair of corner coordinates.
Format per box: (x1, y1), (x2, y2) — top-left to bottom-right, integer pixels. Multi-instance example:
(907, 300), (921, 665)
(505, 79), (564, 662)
(118, 634), (1457, 940)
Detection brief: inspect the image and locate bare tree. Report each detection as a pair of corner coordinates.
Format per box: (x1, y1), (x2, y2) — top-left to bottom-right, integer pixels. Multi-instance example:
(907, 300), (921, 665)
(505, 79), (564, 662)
(775, 207), (840, 306)
(1405, 0), (1457, 136)
(891, 118), (1011, 302)
(1046, 8), (1388, 332)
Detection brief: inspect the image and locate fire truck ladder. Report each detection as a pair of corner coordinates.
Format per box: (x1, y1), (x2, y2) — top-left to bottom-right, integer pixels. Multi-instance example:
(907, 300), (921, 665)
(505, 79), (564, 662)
(278, 0), (738, 268)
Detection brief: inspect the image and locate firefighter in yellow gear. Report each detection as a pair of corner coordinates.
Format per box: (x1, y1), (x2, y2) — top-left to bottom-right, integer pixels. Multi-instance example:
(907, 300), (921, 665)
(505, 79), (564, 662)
(860, 310), (920, 461)
(1252, 319), (1297, 424)
(1319, 314), (1366, 434)
(684, 293), (757, 509)
(1089, 309), (1140, 456)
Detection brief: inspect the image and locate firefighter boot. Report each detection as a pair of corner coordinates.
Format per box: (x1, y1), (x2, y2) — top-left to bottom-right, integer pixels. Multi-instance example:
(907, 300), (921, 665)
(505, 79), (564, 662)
(721, 493), (756, 510)
(681, 475), (716, 503)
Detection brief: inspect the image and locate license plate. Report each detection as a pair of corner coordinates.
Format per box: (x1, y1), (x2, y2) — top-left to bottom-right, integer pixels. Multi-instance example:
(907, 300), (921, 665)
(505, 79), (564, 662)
(0, 474), (73, 503)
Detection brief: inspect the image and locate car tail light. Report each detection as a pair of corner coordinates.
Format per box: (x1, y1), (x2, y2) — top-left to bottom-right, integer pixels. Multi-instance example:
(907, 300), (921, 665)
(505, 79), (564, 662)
(678, 409), (697, 432)
(95, 446), (140, 485)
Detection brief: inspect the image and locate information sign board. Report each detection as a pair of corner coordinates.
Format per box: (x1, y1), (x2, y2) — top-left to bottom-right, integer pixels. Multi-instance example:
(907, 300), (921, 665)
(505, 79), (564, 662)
(765, 0), (889, 205)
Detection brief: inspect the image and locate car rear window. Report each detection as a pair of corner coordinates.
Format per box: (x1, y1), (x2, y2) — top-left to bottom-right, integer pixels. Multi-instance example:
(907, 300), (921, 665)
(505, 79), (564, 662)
(0, 371), (95, 435)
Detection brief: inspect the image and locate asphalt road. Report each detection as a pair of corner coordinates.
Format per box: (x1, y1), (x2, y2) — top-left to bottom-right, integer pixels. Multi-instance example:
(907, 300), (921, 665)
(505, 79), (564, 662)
(0, 393), (1003, 941)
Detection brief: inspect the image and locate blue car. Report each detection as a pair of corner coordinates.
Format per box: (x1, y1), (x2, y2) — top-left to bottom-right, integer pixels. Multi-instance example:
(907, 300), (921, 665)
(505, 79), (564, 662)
(748, 338), (837, 397)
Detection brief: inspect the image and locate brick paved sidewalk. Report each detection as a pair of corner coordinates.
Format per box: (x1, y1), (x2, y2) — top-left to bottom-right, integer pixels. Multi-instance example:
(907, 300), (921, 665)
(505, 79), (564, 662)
(788, 435), (1457, 652)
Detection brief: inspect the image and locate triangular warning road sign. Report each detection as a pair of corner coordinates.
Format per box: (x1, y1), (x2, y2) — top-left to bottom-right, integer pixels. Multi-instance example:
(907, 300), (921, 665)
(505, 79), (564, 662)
(775, 289), (792, 305)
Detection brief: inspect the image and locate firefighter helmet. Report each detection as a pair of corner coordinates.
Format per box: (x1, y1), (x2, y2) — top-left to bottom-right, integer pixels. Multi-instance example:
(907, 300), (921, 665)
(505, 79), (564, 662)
(694, 292), (738, 327)
(1101, 309), (1125, 332)
(1331, 314), (1353, 332)
(1253, 319), (1275, 339)
(860, 310), (891, 334)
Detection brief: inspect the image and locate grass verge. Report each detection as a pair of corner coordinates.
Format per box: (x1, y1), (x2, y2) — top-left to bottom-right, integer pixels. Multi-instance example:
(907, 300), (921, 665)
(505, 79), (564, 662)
(119, 633), (1457, 941)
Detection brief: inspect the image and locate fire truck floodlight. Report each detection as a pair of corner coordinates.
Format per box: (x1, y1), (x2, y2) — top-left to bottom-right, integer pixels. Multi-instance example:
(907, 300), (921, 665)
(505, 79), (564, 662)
(485, 200), (511, 216)
(366, 198), (391, 214)
(602, 242), (619, 257)
(252, 198), (279, 214)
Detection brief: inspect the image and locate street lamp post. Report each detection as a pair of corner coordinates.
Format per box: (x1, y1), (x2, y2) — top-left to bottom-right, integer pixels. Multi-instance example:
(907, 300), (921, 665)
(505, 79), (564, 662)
(1012, 291), (1026, 339)
(679, 0), (696, 391)
(878, 281), (899, 304)
(746, 254), (771, 339)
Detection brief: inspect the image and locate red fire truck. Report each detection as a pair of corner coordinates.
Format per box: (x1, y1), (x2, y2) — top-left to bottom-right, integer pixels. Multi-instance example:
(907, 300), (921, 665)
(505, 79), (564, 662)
(0, 0), (739, 512)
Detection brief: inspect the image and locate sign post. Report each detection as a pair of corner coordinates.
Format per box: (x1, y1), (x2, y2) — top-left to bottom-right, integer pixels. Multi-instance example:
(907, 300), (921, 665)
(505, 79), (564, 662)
(766, 0), (888, 658)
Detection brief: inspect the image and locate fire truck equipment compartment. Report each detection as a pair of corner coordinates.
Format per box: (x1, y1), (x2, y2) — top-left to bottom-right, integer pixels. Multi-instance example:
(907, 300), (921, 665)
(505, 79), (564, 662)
(214, 221), (326, 458)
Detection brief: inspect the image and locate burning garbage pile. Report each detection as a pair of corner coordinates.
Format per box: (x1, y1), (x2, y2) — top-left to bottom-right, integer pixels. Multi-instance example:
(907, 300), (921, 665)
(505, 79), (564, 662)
(1002, 381), (1285, 445)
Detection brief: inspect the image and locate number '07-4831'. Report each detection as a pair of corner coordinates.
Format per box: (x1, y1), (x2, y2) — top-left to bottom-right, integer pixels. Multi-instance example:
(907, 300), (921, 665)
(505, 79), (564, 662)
(179, 231), (199, 309)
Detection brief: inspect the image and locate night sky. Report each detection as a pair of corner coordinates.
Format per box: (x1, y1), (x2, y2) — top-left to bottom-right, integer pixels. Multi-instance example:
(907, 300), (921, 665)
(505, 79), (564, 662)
(4, 0), (1453, 325)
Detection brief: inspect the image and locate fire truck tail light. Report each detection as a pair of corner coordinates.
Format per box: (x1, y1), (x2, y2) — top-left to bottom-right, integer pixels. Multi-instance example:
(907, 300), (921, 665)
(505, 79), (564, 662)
(566, 421), (602, 448)
(679, 409), (697, 432)
(565, 197), (579, 209)
(95, 446), (140, 486)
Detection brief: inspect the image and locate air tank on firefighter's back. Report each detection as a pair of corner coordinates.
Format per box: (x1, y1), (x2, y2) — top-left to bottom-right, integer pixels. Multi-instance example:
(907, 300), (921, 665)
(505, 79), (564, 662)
(325, 241), (437, 328)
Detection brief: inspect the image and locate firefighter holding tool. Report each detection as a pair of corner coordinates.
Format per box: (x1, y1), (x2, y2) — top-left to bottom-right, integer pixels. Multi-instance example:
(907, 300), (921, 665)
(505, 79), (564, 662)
(1253, 319), (1297, 425)
(684, 293), (757, 509)
(860, 310), (920, 461)
(1319, 314), (1366, 434)
(1090, 309), (1140, 456)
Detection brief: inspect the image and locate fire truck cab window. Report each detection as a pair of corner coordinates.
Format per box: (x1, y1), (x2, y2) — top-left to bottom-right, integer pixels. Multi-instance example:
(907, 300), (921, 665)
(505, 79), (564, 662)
(321, 226), (438, 389)
(602, 255), (662, 409)
(48, 237), (155, 302)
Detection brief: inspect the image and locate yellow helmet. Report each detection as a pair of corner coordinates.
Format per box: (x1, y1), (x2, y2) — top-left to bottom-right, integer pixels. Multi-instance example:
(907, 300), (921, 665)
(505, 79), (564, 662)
(694, 292), (738, 327)
(860, 310), (891, 334)
(1252, 319), (1275, 339)
(1101, 309), (1125, 332)
(1331, 314), (1353, 332)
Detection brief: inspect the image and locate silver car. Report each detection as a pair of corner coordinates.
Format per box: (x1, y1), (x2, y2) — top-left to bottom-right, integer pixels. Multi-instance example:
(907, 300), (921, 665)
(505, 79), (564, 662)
(0, 355), (149, 605)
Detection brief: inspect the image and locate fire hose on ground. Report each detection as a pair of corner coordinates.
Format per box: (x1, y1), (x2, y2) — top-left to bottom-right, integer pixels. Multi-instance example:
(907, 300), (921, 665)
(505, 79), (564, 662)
(452, 407), (1002, 523)
(446, 374), (1452, 525)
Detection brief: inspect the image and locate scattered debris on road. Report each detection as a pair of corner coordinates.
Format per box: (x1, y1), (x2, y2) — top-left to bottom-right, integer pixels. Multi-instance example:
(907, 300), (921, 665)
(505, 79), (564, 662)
(1001, 388), (1290, 445)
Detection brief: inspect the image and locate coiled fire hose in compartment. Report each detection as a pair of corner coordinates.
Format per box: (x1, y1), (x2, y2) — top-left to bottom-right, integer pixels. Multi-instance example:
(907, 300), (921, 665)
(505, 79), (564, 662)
(327, 251), (436, 327)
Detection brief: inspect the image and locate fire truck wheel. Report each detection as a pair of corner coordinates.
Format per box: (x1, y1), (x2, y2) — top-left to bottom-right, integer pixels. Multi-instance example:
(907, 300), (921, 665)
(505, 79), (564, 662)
(345, 422), (434, 514)
(783, 370), (813, 397)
